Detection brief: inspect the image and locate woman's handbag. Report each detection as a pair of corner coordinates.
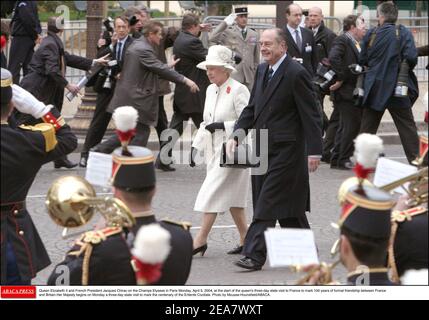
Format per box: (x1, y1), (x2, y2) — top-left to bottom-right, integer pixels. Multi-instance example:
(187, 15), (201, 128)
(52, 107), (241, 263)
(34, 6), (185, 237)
(220, 142), (259, 168)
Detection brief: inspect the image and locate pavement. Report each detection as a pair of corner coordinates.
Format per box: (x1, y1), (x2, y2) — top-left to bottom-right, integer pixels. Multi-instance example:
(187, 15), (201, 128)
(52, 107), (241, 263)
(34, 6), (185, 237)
(30, 145), (411, 285)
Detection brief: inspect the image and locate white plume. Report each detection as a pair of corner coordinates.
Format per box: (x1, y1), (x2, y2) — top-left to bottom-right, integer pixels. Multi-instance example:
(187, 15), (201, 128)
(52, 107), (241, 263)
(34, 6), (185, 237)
(354, 133), (383, 168)
(112, 106), (138, 131)
(400, 269), (428, 285)
(131, 224), (171, 264)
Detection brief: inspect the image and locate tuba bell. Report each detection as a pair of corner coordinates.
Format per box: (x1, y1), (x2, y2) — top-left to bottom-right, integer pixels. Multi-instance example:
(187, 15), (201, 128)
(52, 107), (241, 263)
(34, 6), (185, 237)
(46, 175), (135, 238)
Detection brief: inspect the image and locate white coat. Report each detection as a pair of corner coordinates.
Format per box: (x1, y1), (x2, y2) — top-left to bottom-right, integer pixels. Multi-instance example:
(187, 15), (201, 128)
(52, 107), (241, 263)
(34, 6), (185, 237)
(192, 77), (251, 213)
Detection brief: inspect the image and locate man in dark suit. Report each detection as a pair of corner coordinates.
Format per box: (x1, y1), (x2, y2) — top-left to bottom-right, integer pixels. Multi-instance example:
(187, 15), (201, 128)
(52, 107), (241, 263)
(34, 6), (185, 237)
(328, 15), (367, 170)
(1, 68), (77, 284)
(20, 16), (108, 169)
(283, 3), (317, 76)
(226, 28), (323, 271)
(79, 16), (133, 167)
(359, 2), (419, 164)
(48, 146), (193, 285)
(308, 6), (339, 162)
(93, 21), (198, 155)
(8, 0), (41, 84)
(156, 13), (211, 171)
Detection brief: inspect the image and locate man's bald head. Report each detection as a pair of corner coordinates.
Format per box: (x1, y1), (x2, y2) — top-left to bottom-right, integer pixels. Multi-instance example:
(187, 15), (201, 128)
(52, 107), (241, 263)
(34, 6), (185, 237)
(308, 7), (324, 29)
(286, 4), (303, 29)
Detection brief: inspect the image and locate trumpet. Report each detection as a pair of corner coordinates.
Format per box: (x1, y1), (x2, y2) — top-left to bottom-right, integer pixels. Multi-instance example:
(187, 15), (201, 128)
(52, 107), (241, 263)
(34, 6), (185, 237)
(46, 175), (135, 238)
(293, 260), (341, 285)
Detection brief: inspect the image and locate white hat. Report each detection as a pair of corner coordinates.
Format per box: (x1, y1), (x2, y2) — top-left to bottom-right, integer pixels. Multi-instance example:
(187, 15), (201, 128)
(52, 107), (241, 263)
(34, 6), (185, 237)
(197, 45), (236, 72)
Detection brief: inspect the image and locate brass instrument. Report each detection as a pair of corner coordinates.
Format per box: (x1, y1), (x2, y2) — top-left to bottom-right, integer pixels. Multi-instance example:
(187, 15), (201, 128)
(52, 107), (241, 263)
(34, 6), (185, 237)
(293, 260), (341, 285)
(46, 175), (135, 238)
(380, 166), (428, 207)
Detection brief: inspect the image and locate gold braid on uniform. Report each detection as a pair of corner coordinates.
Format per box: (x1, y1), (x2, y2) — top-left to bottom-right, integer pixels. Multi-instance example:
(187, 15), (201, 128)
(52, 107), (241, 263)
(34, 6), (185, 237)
(388, 207), (428, 284)
(82, 244), (94, 286)
(388, 219), (400, 283)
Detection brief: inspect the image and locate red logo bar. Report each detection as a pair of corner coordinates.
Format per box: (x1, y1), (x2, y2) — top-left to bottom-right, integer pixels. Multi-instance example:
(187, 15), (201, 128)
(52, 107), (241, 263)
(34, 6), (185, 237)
(1, 286), (36, 299)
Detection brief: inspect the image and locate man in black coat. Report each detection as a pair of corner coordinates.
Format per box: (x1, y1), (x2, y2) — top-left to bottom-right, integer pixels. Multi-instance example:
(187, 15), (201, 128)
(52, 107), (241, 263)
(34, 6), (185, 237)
(358, 2), (419, 164)
(308, 6), (339, 162)
(1, 68), (77, 285)
(156, 13), (210, 171)
(328, 15), (367, 170)
(8, 0), (41, 84)
(48, 146), (193, 285)
(227, 28), (323, 271)
(79, 16), (134, 167)
(20, 16), (108, 169)
(283, 4), (317, 76)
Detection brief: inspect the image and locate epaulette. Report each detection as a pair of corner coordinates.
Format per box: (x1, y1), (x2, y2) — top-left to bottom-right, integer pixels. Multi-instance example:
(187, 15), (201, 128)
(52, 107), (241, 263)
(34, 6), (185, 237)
(67, 226), (122, 285)
(391, 206), (427, 223)
(161, 218), (192, 231)
(19, 123), (57, 152)
(68, 227), (123, 257)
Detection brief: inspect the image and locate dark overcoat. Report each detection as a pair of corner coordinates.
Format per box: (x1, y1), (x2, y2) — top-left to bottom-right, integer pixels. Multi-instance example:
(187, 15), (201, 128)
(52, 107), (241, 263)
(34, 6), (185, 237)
(234, 55), (323, 221)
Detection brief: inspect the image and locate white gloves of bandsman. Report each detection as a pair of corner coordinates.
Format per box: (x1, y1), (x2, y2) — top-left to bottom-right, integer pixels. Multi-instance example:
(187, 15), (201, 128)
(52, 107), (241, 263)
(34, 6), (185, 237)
(11, 84), (52, 119)
(224, 13), (237, 26)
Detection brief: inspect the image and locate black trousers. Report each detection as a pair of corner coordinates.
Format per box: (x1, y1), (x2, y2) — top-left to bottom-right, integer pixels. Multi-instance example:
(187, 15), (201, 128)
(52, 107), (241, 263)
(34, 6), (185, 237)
(81, 88), (113, 156)
(242, 216), (310, 266)
(158, 109), (203, 164)
(331, 100), (363, 164)
(322, 106), (340, 159)
(155, 96), (168, 145)
(359, 107), (419, 164)
(95, 121), (151, 154)
(8, 36), (35, 85)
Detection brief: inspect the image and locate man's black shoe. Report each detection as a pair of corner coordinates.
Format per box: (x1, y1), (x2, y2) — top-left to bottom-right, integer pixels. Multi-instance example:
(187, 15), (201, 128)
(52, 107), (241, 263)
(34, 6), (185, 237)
(337, 161), (354, 171)
(234, 257), (262, 271)
(79, 155), (88, 168)
(54, 158), (78, 169)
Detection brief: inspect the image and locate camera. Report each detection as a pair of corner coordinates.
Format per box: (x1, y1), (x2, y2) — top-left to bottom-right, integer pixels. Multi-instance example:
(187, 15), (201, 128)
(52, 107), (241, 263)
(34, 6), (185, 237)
(102, 17), (114, 46)
(348, 64), (365, 107)
(313, 58), (337, 94)
(232, 52), (242, 65)
(394, 60), (410, 97)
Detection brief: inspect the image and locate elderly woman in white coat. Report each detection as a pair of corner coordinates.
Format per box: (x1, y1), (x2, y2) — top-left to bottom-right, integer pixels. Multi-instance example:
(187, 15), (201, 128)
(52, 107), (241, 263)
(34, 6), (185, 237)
(191, 45), (251, 256)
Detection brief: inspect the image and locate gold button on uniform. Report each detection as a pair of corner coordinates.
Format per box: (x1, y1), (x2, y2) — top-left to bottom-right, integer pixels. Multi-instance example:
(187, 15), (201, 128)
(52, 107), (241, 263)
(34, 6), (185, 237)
(13, 210), (19, 215)
(19, 230), (24, 236)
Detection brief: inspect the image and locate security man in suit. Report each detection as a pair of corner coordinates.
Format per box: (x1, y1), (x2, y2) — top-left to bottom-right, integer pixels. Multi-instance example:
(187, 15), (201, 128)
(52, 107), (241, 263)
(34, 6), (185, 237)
(79, 16), (134, 168)
(8, 0), (41, 84)
(1, 68), (77, 285)
(209, 6), (260, 91)
(328, 15), (367, 170)
(48, 146), (193, 285)
(308, 6), (338, 161)
(283, 3), (317, 76)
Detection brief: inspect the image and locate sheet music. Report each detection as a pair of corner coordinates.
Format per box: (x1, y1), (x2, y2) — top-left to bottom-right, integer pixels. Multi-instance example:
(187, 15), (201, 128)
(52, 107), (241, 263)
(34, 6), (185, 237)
(373, 158), (418, 194)
(264, 228), (319, 267)
(85, 152), (113, 188)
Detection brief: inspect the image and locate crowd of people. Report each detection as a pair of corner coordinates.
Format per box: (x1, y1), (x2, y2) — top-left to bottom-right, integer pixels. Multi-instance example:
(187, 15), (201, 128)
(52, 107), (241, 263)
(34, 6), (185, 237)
(0, 1), (427, 286)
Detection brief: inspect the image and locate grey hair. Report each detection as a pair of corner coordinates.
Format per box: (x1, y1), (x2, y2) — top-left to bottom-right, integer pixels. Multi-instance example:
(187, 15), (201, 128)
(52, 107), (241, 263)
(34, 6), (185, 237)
(273, 28), (287, 45)
(377, 2), (398, 24)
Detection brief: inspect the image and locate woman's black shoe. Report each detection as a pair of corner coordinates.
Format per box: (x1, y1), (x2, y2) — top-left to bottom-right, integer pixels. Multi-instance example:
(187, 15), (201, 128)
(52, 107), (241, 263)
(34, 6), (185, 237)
(193, 244), (208, 256)
(227, 245), (243, 255)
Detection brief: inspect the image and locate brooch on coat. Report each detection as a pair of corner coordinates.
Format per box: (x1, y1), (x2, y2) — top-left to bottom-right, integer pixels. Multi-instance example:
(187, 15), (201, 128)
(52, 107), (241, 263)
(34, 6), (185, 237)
(226, 86), (231, 94)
